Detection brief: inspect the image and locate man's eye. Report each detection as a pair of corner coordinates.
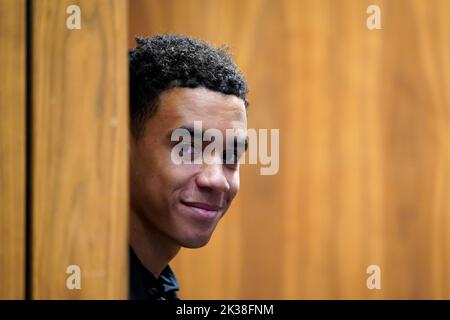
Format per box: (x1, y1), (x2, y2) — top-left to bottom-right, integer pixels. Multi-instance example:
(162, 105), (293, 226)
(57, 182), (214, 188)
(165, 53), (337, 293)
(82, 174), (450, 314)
(223, 150), (239, 166)
(179, 143), (201, 158)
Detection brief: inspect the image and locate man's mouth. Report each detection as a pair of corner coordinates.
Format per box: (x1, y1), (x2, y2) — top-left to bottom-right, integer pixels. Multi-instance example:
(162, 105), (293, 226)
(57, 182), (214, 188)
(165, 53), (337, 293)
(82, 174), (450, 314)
(181, 201), (221, 211)
(180, 200), (222, 220)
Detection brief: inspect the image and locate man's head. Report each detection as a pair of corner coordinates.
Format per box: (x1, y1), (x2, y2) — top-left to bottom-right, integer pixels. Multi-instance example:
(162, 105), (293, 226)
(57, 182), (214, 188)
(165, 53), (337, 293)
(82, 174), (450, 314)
(129, 35), (249, 248)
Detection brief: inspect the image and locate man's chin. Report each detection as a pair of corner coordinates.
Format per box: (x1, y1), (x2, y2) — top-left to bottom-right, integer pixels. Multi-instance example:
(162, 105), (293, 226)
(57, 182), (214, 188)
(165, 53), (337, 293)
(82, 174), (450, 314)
(178, 234), (213, 249)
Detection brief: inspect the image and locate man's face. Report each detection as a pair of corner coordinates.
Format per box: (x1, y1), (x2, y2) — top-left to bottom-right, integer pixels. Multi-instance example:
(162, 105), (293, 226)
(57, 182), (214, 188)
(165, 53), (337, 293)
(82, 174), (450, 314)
(130, 87), (247, 248)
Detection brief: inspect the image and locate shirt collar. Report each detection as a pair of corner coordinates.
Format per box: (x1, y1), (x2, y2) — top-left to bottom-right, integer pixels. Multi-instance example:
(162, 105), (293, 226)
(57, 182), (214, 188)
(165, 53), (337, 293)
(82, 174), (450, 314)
(129, 246), (180, 300)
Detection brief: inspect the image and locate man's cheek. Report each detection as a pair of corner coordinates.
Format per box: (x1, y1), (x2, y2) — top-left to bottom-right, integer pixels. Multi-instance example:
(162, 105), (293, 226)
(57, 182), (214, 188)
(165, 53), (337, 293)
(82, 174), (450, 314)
(169, 164), (199, 185)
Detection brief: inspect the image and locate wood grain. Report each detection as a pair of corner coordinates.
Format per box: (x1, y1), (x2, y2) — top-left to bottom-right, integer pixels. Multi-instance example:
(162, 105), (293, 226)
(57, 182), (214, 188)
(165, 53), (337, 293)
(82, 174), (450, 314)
(130, 0), (450, 299)
(32, 0), (128, 299)
(0, 0), (26, 300)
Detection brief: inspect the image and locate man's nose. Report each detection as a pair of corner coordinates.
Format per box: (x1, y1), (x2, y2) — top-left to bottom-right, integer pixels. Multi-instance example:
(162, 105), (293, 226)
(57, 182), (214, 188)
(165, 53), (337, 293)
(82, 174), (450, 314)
(196, 160), (230, 192)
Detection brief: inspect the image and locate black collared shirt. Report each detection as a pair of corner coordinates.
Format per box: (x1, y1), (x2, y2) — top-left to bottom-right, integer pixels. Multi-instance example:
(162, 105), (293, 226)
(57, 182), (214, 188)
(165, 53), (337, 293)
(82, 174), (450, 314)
(129, 247), (180, 300)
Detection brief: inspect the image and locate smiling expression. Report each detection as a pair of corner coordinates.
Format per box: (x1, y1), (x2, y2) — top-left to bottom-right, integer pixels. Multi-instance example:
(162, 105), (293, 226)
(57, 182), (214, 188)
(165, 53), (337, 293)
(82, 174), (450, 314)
(130, 87), (247, 248)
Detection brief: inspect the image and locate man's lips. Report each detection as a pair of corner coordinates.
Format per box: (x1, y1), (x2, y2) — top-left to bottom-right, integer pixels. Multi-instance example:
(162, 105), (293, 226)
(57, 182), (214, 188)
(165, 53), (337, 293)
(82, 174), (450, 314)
(180, 200), (222, 211)
(180, 200), (223, 221)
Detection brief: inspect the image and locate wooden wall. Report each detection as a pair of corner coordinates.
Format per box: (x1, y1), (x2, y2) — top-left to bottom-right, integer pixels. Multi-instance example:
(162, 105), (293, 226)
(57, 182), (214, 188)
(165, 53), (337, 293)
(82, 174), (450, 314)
(0, 0), (26, 300)
(1, 0), (448, 301)
(31, 0), (129, 299)
(129, 0), (450, 299)
(0, 0), (129, 299)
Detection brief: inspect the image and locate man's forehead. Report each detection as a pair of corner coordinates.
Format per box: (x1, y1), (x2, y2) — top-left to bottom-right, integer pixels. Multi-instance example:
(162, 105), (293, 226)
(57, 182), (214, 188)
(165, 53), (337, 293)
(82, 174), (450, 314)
(158, 87), (247, 123)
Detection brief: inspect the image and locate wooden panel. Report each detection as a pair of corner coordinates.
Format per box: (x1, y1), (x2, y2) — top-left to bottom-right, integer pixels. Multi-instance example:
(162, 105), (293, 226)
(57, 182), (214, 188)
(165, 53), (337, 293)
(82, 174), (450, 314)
(0, 0), (26, 300)
(130, 0), (450, 299)
(32, 0), (128, 299)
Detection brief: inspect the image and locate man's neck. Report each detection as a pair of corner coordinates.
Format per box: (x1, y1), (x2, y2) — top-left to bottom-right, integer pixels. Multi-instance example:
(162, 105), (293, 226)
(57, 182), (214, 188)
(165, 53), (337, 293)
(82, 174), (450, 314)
(129, 209), (180, 278)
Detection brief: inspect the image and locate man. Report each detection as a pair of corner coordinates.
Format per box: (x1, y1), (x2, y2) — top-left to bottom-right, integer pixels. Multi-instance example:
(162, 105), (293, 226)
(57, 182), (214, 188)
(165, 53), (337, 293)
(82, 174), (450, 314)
(128, 34), (249, 299)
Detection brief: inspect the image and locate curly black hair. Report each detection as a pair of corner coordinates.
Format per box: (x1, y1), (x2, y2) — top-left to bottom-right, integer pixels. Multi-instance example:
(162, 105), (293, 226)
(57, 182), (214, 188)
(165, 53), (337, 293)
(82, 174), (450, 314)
(129, 34), (249, 137)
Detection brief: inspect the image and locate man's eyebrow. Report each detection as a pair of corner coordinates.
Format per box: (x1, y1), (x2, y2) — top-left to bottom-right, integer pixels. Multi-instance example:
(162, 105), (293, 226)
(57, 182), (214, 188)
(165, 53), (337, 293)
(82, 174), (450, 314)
(168, 126), (201, 140)
(168, 126), (248, 151)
